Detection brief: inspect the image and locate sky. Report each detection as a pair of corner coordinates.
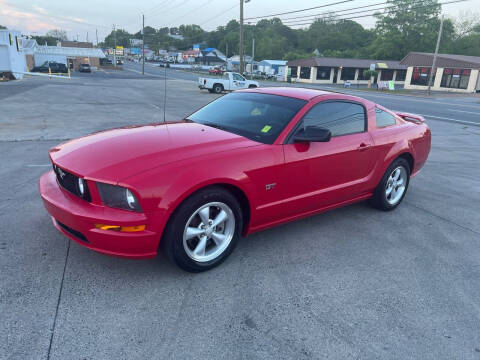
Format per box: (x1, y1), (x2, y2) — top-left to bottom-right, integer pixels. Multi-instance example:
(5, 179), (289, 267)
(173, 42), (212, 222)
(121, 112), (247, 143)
(1, 0), (478, 43)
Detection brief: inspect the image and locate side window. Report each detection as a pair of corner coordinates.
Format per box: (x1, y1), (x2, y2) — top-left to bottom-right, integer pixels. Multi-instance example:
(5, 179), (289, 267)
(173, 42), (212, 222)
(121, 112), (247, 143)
(233, 73), (245, 81)
(375, 108), (396, 127)
(301, 101), (366, 137)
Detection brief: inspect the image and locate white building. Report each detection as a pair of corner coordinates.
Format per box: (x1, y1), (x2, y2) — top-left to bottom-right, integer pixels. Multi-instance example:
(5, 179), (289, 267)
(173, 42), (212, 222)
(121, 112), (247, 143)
(258, 60), (287, 76)
(0, 29), (27, 79)
(34, 45), (105, 70)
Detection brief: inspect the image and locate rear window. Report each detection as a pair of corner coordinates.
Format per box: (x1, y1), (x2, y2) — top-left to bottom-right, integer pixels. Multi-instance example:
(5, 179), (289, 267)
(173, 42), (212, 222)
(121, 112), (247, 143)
(187, 92), (307, 144)
(375, 108), (396, 128)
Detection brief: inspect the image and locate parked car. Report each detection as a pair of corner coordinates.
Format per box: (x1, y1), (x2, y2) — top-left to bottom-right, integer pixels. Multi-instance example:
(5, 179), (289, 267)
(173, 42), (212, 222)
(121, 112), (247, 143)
(31, 61), (68, 74)
(100, 58), (113, 66)
(78, 63), (91, 73)
(39, 87), (431, 272)
(116, 59), (123, 65)
(198, 72), (259, 93)
(209, 66), (224, 75)
(159, 61), (170, 68)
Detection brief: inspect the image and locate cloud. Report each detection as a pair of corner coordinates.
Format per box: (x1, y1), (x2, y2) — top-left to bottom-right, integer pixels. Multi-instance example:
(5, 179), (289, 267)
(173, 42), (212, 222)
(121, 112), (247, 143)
(0, 0), (57, 32)
(32, 5), (49, 15)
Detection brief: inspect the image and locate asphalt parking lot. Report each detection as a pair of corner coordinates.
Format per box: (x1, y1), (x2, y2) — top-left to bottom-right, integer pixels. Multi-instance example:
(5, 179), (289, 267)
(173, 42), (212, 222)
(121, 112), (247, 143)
(1, 68), (480, 360)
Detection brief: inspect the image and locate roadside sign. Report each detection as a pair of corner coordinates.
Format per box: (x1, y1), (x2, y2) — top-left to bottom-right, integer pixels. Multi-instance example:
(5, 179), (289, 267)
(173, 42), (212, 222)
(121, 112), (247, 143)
(370, 63), (375, 71)
(115, 46), (124, 55)
(388, 81), (395, 90)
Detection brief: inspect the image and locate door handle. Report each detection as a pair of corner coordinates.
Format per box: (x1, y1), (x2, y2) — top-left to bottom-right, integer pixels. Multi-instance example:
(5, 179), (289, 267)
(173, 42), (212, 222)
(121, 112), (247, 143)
(357, 143), (372, 151)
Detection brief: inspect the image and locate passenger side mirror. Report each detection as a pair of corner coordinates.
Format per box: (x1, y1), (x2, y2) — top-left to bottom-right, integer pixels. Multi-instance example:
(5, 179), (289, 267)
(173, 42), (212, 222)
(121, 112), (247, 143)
(294, 126), (331, 143)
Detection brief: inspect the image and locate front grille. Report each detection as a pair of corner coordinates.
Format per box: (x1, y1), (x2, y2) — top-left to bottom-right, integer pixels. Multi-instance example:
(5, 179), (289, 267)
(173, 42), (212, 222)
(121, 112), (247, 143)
(53, 164), (91, 202)
(56, 220), (89, 243)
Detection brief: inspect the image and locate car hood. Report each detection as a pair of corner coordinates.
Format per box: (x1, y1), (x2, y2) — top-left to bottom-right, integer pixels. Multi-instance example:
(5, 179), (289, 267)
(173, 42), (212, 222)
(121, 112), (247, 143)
(50, 122), (260, 183)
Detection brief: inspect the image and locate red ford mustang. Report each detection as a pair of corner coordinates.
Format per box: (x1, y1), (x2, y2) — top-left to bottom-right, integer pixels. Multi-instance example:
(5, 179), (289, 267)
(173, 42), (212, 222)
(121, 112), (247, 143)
(39, 87), (431, 272)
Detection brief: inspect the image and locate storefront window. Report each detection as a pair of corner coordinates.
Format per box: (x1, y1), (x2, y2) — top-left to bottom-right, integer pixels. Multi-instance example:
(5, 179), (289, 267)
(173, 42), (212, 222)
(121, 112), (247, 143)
(411, 67), (434, 86)
(357, 68), (369, 80)
(340, 67), (356, 80)
(380, 69), (394, 81)
(290, 66), (297, 77)
(300, 67), (311, 79)
(440, 68), (470, 89)
(316, 67), (331, 80)
(395, 70), (407, 81)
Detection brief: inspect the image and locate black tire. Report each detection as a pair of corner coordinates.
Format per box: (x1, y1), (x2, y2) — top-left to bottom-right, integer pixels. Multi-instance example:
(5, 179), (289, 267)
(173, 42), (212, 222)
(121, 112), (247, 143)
(213, 83), (223, 94)
(248, 84), (257, 88)
(162, 187), (243, 272)
(369, 157), (410, 211)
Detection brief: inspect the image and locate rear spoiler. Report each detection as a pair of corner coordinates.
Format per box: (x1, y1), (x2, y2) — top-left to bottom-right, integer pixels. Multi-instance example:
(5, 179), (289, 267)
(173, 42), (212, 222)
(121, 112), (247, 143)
(394, 111), (425, 124)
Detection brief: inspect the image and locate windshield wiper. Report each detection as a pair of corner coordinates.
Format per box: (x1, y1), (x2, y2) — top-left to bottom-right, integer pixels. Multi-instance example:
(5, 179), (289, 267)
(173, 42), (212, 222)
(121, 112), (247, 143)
(198, 122), (229, 131)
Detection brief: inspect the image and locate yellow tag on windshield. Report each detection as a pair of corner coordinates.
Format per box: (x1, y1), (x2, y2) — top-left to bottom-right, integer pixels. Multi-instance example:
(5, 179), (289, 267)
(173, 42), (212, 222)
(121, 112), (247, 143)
(261, 125), (272, 133)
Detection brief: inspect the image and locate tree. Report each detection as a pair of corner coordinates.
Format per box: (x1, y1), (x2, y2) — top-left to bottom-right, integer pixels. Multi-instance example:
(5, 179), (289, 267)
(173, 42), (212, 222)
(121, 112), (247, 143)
(104, 29), (132, 48)
(0, 25), (6, 29)
(370, 0), (455, 59)
(46, 29), (68, 41)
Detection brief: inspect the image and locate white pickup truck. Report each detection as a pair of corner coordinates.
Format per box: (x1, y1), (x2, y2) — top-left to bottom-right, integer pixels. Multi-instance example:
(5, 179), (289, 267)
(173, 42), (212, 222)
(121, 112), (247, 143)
(198, 72), (259, 93)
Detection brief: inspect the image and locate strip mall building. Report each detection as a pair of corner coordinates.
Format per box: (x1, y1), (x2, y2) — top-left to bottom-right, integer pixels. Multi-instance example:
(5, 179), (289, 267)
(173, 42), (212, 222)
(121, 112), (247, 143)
(400, 52), (480, 93)
(285, 57), (407, 85)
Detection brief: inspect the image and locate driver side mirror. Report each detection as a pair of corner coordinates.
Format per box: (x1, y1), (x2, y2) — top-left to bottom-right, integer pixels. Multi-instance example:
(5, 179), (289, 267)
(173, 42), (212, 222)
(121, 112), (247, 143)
(294, 126), (331, 143)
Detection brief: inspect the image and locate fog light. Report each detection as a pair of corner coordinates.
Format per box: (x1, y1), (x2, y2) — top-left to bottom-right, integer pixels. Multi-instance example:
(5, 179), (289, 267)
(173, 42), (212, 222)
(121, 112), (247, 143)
(95, 224), (146, 232)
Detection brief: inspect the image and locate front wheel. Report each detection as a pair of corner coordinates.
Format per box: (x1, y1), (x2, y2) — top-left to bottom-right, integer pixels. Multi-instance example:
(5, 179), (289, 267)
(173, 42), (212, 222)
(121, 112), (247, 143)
(162, 187), (243, 272)
(248, 84), (257, 88)
(370, 158), (410, 211)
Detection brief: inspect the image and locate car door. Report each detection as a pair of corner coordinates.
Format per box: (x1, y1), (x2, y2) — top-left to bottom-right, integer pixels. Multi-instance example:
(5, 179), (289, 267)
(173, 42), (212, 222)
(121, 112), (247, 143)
(282, 100), (376, 215)
(231, 73), (248, 90)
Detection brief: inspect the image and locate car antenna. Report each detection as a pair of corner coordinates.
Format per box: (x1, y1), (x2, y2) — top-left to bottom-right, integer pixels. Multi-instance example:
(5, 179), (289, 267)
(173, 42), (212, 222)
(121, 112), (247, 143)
(163, 62), (167, 123)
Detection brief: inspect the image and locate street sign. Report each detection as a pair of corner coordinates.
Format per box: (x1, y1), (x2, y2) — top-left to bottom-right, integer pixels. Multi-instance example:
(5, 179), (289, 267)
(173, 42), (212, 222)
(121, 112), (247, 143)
(370, 63), (375, 71)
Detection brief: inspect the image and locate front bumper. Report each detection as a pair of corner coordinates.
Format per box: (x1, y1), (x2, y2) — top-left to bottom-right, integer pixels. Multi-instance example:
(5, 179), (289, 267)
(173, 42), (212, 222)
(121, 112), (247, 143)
(39, 170), (160, 259)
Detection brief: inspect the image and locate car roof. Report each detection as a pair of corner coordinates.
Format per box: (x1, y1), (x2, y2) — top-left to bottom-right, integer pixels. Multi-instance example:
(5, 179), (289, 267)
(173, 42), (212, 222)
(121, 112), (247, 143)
(237, 86), (333, 101)
(238, 86), (375, 106)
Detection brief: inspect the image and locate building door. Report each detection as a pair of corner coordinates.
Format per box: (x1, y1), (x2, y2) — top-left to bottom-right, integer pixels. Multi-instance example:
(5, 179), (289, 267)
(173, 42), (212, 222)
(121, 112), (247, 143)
(332, 68), (338, 83)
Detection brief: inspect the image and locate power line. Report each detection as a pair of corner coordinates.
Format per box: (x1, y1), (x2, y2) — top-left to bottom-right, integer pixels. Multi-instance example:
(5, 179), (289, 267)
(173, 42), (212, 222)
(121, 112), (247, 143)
(279, 0), (429, 24)
(144, 0), (173, 14)
(269, 1), (392, 22)
(199, 3), (239, 26)
(167, 0), (212, 28)
(244, 0), (355, 20)
(149, 0), (193, 18)
(284, 0), (466, 27)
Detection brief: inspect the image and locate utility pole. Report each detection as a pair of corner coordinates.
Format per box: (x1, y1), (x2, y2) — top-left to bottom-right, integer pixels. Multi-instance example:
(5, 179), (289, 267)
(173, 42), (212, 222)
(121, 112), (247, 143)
(95, 29), (98, 46)
(251, 37), (255, 79)
(142, 14), (145, 75)
(226, 42), (228, 69)
(86, 32), (89, 43)
(239, 0), (244, 74)
(113, 24), (117, 68)
(428, 14), (444, 96)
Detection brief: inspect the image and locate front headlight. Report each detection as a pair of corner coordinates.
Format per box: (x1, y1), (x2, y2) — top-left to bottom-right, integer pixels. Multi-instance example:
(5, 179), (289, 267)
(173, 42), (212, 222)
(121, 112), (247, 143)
(97, 183), (142, 212)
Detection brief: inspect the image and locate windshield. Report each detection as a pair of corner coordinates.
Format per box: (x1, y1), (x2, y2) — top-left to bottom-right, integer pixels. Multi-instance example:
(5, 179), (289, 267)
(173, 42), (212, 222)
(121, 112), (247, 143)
(186, 92), (306, 144)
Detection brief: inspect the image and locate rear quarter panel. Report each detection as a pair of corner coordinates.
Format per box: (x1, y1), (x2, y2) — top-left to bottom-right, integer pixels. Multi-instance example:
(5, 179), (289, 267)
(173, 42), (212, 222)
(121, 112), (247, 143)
(369, 114), (431, 189)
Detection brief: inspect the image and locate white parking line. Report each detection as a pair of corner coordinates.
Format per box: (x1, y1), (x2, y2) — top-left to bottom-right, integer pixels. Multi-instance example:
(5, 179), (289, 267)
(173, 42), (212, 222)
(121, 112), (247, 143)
(448, 109), (480, 115)
(26, 164), (51, 167)
(422, 114), (480, 126)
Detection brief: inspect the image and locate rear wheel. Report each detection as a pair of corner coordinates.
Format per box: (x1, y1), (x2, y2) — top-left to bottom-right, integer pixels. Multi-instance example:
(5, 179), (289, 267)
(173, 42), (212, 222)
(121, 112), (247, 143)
(370, 158), (410, 211)
(162, 187), (242, 272)
(248, 84), (257, 88)
(213, 83), (223, 94)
